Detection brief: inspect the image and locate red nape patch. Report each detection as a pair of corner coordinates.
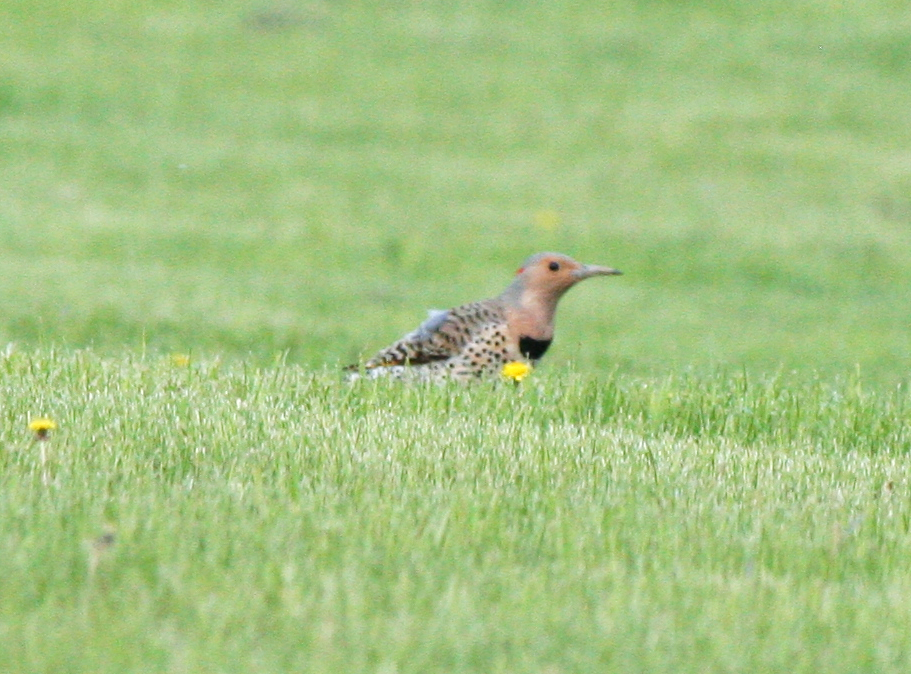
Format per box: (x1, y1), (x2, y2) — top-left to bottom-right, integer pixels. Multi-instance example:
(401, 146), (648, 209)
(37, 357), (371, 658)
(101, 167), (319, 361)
(516, 267), (525, 275)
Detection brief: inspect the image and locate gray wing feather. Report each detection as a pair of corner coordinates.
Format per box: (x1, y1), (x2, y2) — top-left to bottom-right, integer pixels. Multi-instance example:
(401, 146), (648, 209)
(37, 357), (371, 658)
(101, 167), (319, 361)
(410, 309), (450, 341)
(353, 300), (503, 371)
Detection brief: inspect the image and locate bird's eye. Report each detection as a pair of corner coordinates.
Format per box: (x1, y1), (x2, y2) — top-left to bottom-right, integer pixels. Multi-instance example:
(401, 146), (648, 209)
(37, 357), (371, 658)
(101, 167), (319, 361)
(548, 261), (560, 271)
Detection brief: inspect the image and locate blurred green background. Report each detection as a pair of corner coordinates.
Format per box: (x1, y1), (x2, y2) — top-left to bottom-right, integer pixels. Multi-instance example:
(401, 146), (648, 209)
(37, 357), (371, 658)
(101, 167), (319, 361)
(2, 0), (910, 381)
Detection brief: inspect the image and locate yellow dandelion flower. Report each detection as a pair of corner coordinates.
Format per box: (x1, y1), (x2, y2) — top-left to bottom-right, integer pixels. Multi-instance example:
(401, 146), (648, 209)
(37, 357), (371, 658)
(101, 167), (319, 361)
(501, 361), (532, 383)
(170, 354), (191, 367)
(28, 417), (57, 439)
(534, 209), (561, 232)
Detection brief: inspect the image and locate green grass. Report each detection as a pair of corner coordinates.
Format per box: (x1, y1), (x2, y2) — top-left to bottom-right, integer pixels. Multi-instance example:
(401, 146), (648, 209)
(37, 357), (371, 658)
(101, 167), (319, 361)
(3, 351), (911, 672)
(3, 0), (911, 671)
(2, 0), (911, 379)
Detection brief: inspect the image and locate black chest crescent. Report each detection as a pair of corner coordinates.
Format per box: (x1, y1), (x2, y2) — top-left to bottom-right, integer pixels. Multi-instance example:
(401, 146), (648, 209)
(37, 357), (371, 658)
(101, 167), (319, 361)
(519, 336), (552, 360)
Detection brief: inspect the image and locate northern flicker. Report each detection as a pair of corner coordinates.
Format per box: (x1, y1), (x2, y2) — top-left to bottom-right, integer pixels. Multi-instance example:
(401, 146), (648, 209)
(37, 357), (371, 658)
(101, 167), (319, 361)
(346, 252), (622, 381)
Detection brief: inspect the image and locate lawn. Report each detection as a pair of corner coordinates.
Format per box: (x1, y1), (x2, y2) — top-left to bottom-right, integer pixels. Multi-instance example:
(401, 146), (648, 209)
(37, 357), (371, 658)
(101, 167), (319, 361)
(3, 353), (911, 673)
(2, 0), (911, 671)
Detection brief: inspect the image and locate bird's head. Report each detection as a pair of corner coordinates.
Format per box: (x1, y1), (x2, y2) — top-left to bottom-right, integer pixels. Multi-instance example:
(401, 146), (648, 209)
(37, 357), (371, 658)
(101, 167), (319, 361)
(512, 252), (622, 300)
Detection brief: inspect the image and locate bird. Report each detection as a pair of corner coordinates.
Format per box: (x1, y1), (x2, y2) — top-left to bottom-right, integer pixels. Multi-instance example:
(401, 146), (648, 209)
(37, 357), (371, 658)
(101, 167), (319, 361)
(345, 252), (622, 381)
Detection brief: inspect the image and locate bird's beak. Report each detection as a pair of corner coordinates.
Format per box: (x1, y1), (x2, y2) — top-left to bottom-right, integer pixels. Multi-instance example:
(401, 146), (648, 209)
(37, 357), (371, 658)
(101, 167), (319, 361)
(574, 264), (623, 280)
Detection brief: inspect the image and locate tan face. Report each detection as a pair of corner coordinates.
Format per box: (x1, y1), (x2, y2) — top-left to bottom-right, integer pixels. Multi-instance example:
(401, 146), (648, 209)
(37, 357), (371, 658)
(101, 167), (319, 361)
(516, 253), (621, 297)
